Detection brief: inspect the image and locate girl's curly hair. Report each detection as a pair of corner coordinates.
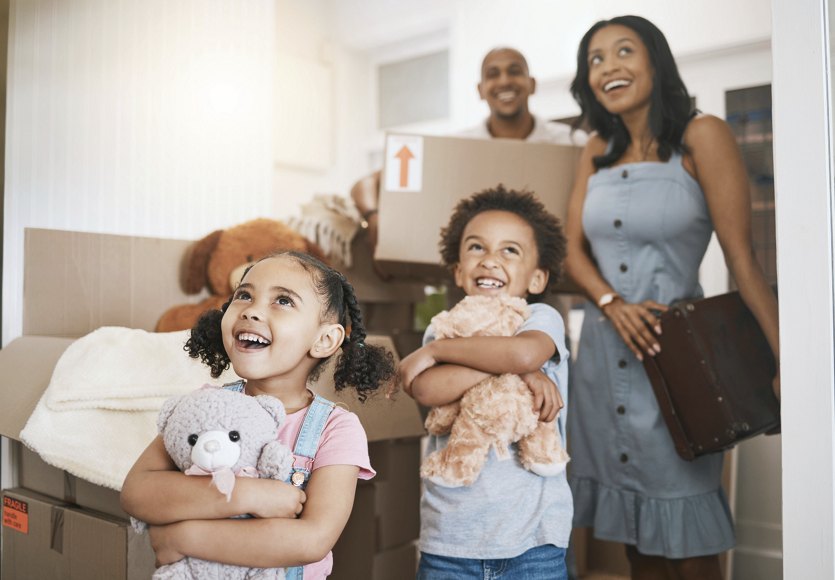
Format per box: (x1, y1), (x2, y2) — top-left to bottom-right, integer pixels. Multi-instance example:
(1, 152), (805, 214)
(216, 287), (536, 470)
(439, 185), (566, 302)
(185, 251), (395, 402)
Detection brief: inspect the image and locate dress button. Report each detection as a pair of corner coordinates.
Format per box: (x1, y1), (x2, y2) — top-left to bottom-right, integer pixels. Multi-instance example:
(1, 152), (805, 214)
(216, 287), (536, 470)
(614, 219), (622, 228)
(618, 359), (627, 369)
(621, 169), (629, 179)
(620, 263), (628, 272)
(620, 453), (629, 463)
(617, 405), (626, 415)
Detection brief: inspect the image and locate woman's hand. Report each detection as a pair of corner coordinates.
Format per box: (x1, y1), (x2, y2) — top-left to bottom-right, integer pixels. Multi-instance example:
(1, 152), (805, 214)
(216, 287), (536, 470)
(521, 371), (563, 422)
(603, 299), (668, 360)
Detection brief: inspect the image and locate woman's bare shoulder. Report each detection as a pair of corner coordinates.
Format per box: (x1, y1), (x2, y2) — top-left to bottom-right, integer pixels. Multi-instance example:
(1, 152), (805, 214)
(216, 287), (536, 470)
(684, 114), (735, 148)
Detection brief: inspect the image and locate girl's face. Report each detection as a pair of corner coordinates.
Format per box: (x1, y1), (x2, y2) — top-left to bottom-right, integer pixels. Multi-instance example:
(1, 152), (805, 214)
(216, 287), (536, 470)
(221, 256), (340, 389)
(587, 24), (654, 117)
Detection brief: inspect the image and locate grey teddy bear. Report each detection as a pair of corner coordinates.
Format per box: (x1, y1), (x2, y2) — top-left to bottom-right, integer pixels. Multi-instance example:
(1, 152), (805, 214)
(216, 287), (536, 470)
(133, 386), (294, 580)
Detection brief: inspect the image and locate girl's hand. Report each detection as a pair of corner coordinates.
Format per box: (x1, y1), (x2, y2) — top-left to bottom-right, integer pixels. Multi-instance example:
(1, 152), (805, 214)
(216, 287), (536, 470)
(149, 523), (186, 567)
(603, 299), (668, 361)
(398, 345), (438, 394)
(243, 478), (306, 519)
(521, 371), (563, 422)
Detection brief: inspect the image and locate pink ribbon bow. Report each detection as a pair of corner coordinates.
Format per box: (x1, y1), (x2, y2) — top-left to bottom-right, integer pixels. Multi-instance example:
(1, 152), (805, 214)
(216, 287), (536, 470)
(184, 465), (259, 502)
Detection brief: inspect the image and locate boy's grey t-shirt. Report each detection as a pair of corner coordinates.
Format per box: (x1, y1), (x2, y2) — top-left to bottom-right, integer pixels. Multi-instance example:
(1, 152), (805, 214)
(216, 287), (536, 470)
(419, 302), (573, 559)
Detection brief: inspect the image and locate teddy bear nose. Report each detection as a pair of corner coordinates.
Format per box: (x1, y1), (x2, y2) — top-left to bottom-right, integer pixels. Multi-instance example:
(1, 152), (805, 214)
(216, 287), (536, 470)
(203, 440), (221, 454)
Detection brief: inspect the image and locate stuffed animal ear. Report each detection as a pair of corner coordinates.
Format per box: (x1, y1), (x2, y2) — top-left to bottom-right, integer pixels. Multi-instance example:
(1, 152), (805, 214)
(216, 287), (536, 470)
(157, 393), (185, 434)
(181, 229), (223, 294)
(253, 394), (287, 428)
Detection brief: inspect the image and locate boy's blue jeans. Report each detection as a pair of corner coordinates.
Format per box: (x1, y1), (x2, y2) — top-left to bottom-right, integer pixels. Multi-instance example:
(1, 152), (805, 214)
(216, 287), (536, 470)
(417, 545), (568, 580)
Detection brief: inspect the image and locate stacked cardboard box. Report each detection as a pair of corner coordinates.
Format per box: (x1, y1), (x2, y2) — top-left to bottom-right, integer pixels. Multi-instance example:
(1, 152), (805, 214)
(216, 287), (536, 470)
(346, 227), (427, 360)
(0, 228), (426, 580)
(2, 487), (155, 580)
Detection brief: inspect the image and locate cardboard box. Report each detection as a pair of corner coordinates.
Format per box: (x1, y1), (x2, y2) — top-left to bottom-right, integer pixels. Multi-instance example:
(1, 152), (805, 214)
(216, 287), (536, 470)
(2, 489), (70, 580)
(345, 228), (426, 306)
(2, 488), (156, 580)
(17, 444), (128, 520)
(1, 228), (427, 580)
(330, 479), (419, 580)
(376, 134), (582, 289)
(369, 439), (421, 551)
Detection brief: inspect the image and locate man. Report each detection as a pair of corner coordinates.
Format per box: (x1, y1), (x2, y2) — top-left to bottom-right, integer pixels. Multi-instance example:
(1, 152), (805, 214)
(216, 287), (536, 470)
(351, 47), (584, 246)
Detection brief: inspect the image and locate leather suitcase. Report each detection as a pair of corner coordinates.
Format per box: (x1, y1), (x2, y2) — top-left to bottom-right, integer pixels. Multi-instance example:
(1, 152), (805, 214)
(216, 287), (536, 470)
(642, 291), (780, 461)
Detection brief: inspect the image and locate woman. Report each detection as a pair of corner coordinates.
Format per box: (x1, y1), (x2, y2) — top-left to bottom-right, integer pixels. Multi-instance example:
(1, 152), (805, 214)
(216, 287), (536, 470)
(565, 15), (779, 580)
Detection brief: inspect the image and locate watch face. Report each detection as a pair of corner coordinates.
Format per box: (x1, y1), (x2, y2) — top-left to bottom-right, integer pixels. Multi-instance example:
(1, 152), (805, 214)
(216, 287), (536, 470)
(291, 471), (306, 487)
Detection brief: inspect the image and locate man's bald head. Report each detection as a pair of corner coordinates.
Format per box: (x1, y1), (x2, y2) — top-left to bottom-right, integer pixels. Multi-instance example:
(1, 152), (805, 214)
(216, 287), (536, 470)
(481, 47), (530, 80)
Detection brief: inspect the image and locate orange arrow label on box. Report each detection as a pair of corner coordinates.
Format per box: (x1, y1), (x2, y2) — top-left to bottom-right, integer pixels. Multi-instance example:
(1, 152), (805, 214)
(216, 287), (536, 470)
(394, 145), (415, 188)
(385, 135), (423, 192)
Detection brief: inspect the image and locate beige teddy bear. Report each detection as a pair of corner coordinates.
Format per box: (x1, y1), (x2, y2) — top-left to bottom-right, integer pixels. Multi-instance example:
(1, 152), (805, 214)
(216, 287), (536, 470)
(421, 294), (569, 487)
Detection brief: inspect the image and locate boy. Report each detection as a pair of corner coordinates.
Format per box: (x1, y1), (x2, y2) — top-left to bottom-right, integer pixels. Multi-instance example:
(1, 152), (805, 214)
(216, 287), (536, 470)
(399, 185), (571, 579)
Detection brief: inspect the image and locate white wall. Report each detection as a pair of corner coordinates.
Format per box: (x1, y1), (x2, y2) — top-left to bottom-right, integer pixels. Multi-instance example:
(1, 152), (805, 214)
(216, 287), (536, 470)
(771, 1), (835, 578)
(272, 0), (376, 220)
(3, 0), (276, 345)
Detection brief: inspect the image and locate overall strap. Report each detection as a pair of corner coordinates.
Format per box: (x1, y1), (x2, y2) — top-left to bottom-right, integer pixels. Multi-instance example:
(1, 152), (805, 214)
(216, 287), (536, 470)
(221, 380), (245, 393)
(287, 394), (336, 488)
(285, 394), (336, 580)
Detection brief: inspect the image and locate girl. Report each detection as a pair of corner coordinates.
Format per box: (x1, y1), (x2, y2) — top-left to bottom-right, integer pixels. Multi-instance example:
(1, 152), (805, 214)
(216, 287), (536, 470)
(121, 251), (396, 579)
(564, 15), (780, 580)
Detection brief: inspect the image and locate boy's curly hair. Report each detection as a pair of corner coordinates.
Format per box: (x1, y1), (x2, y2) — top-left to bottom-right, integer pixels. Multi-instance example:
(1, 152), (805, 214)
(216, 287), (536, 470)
(439, 185), (566, 301)
(185, 251), (395, 402)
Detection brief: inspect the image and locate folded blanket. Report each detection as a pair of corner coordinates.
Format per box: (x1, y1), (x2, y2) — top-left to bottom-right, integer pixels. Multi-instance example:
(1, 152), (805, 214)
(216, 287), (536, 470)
(20, 327), (239, 490)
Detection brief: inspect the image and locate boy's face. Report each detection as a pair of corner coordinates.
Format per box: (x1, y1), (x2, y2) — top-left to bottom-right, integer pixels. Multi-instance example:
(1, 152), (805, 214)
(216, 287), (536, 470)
(453, 210), (548, 299)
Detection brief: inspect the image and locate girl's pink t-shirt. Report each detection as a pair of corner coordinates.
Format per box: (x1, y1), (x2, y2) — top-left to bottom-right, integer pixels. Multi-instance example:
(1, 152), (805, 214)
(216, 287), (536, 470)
(278, 404), (375, 579)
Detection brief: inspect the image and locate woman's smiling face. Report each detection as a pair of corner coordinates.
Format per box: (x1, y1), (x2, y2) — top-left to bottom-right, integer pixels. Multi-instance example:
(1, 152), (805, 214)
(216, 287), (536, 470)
(587, 24), (654, 117)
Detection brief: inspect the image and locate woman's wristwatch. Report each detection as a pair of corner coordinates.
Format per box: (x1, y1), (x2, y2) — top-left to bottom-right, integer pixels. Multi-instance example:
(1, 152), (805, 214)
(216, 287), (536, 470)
(360, 208), (378, 229)
(597, 292), (621, 310)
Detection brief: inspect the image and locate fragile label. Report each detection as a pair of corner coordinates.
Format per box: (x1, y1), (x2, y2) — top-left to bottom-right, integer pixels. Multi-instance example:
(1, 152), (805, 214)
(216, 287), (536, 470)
(2, 496), (29, 534)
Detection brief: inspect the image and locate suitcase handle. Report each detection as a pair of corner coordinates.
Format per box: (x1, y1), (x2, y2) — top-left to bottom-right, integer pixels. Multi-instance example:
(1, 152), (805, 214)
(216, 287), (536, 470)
(642, 355), (697, 461)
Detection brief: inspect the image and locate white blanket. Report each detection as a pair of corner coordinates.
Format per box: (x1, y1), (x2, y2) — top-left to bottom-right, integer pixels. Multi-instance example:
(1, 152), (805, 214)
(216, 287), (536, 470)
(20, 327), (239, 490)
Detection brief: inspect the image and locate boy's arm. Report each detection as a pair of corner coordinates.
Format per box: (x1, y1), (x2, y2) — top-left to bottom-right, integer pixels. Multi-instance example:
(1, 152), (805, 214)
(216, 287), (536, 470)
(149, 464), (359, 569)
(408, 364), (491, 406)
(399, 329), (556, 390)
(120, 436), (305, 524)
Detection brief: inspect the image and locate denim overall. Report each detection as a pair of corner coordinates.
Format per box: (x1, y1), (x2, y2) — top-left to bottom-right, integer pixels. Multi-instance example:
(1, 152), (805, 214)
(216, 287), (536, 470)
(223, 381), (336, 579)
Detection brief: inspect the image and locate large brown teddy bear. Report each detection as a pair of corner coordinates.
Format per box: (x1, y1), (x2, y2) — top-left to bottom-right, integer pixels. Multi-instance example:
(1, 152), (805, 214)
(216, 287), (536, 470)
(156, 218), (325, 332)
(421, 294), (569, 487)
